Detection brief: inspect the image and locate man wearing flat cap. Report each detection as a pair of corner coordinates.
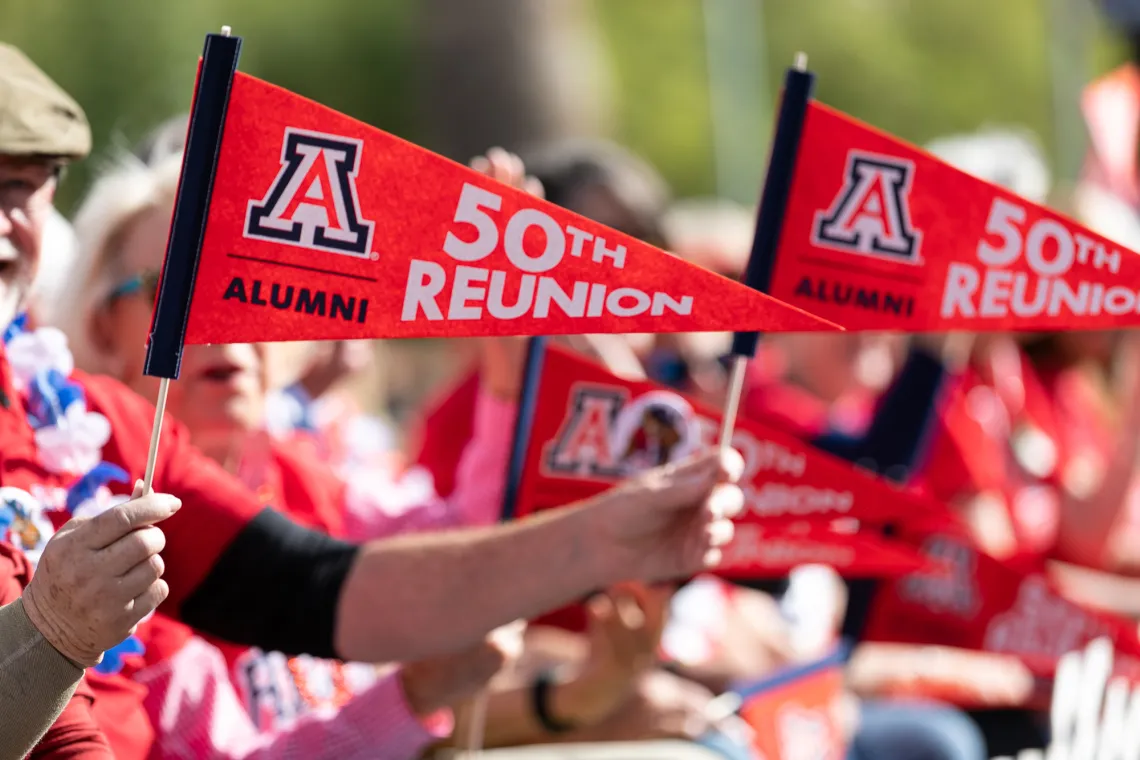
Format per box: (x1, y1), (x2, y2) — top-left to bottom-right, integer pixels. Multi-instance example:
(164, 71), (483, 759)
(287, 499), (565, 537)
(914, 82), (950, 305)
(0, 43), (89, 327)
(0, 40), (744, 760)
(0, 42), (132, 760)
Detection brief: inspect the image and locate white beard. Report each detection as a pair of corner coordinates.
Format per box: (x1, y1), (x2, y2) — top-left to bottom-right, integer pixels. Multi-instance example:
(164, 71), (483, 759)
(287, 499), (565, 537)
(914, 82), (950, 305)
(0, 236), (30, 329)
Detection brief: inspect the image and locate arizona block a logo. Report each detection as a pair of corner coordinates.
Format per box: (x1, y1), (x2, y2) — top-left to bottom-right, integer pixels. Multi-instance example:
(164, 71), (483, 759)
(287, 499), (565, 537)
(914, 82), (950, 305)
(545, 386), (700, 479)
(245, 128), (376, 257)
(812, 151), (922, 265)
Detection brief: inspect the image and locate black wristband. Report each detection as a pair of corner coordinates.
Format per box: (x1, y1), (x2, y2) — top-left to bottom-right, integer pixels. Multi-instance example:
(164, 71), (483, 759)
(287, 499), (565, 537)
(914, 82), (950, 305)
(532, 668), (577, 734)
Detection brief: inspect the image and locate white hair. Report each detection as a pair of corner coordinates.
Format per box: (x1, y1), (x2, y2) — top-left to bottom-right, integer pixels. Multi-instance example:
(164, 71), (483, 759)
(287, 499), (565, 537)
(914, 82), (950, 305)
(57, 146), (320, 389)
(31, 208), (79, 326)
(55, 149), (184, 374)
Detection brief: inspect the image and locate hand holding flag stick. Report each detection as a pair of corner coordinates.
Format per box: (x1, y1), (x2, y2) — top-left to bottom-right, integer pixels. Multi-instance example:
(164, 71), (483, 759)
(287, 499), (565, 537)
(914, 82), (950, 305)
(718, 52), (815, 453)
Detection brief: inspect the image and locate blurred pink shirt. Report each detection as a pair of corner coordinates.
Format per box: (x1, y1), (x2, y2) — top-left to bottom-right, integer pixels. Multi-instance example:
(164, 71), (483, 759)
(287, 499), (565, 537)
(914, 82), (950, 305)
(135, 390), (514, 759)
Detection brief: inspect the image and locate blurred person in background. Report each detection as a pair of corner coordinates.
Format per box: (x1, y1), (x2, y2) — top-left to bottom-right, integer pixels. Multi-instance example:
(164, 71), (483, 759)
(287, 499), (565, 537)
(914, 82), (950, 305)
(126, 114), (400, 481)
(660, 197), (1020, 749)
(1048, 0), (1140, 614)
(916, 131), (1140, 575)
(1074, 0), (1140, 251)
(660, 196), (903, 433)
(406, 140), (989, 760)
(862, 128), (1140, 757)
(410, 139), (669, 501)
(661, 202), (993, 760)
(913, 130), (1059, 563)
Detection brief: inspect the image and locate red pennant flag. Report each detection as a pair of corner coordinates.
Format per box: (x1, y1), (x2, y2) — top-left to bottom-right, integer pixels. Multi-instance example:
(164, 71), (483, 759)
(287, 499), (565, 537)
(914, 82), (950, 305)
(515, 345), (952, 578)
(737, 650), (850, 760)
(177, 71), (835, 343)
(767, 101), (1140, 331)
(863, 531), (1140, 687)
(519, 344), (949, 527)
(719, 523), (932, 580)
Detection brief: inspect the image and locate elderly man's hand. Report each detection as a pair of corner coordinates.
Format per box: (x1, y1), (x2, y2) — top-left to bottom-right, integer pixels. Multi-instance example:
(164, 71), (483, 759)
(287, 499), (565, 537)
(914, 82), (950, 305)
(22, 481), (180, 667)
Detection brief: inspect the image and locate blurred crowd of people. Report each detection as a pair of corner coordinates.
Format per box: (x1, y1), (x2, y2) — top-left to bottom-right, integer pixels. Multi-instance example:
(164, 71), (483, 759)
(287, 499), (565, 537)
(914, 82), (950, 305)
(12, 4), (1140, 760)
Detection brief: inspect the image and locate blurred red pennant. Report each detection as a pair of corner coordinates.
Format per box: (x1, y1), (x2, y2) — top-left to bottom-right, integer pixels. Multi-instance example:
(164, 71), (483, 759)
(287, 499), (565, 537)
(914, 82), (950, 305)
(516, 345), (954, 579)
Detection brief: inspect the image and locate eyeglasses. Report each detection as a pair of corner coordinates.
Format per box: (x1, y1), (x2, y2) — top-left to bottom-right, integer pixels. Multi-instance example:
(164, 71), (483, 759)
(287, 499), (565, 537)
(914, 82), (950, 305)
(0, 159), (61, 213)
(105, 269), (161, 306)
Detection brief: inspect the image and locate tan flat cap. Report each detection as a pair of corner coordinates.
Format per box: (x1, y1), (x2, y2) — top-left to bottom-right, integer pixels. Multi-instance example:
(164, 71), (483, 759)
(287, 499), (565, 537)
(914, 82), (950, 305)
(0, 43), (90, 160)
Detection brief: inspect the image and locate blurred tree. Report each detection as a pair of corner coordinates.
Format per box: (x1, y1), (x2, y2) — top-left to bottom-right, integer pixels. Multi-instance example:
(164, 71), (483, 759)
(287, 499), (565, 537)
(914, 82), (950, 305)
(417, 0), (614, 161)
(0, 0), (417, 212)
(1, 0), (1132, 212)
(595, 0), (718, 197)
(600, 0), (1127, 198)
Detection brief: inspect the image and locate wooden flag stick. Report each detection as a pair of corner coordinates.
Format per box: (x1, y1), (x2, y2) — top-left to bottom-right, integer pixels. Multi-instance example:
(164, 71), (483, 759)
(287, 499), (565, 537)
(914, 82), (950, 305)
(142, 377), (171, 494)
(463, 693), (489, 759)
(717, 355), (749, 451)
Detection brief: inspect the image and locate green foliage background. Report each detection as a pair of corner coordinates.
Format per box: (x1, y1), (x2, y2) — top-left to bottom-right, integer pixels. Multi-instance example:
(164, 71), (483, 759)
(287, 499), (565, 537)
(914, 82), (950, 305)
(1, 0), (1131, 213)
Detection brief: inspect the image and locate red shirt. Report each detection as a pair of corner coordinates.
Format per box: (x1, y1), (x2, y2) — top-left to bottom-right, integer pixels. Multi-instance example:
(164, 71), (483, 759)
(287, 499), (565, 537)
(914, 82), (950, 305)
(866, 344), (1068, 674)
(742, 374), (873, 442)
(1038, 365), (1140, 555)
(915, 344), (1065, 561)
(0, 345), (263, 760)
(411, 369), (479, 499)
(0, 541), (112, 759)
(237, 433), (349, 536)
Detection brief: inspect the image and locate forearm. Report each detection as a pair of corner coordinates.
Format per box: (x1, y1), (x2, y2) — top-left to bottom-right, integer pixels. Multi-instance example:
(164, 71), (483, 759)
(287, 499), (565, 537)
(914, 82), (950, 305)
(335, 506), (605, 663)
(847, 642), (1036, 707)
(1049, 560), (1140, 617)
(463, 670), (624, 748)
(462, 681), (553, 748)
(664, 660), (736, 696)
(0, 598), (86, 759)
(1057, 430), (1140, 569)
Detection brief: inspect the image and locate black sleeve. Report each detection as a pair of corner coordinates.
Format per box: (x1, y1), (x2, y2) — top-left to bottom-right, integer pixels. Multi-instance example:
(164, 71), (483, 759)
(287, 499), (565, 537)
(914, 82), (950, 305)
(811, 345), (947, 479)
(180, 508), (360, 658)
(815, 346), (948, 641)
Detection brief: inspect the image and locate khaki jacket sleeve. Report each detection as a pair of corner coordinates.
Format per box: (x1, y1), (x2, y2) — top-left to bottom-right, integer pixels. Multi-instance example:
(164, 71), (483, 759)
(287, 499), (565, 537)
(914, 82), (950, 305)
(0, 598), (85, 760)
